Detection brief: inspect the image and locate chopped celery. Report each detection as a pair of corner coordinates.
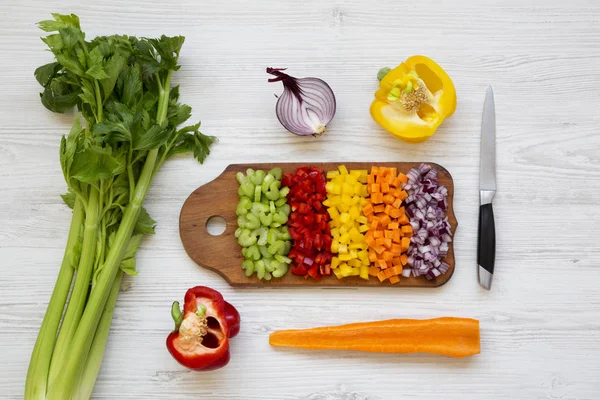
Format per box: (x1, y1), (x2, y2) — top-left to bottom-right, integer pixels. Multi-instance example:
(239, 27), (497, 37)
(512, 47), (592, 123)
(245, 213), (260, 230)
(269, 168), (283, 180)
(275, 197), (287, 208)
(254, 185), (262, 202)
(242, 260), (255, 276)
(259, 212), (273, 226)
(272, 262), (288, 278)
(250, 169), (266, 185)
(255, 227), (268, 246)
(264, 259), (275, 273)
(259, 245), (273, 259)
(279, 186), (290, 197)
(261, 173), (275, 193)
(255, 260), (266, 279)
(236, 168), (292, 280)
(275, 255), (292, 264)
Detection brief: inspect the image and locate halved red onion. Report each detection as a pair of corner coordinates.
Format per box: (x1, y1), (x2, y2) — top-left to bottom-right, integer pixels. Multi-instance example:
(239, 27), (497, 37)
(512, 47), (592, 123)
(267, 67), (336, 137)
(402, 164), (453, 280)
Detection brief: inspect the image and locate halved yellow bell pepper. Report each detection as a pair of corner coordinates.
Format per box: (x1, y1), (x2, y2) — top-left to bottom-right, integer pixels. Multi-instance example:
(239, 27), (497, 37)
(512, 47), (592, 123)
(370, 55), (456, 143)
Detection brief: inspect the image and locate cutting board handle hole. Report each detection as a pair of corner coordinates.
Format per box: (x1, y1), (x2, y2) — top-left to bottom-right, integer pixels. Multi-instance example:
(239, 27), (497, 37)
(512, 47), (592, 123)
(206, 215), (227, 236)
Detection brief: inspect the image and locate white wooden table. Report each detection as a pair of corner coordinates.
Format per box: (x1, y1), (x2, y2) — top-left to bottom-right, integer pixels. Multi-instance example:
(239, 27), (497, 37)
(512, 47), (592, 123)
(2, 0), (599, 399)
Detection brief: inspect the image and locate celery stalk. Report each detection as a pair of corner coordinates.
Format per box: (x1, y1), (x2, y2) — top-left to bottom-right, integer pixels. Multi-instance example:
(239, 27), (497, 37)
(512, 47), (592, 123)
(48, 187), (100, 388)
(73, 272), (123, 400)
(47, 148), (158, 400)
(25, 200), (84, 400)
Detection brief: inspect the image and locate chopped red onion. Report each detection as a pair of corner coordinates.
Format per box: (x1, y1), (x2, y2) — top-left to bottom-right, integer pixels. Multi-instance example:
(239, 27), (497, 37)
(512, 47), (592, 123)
(403, 163), (453, 280)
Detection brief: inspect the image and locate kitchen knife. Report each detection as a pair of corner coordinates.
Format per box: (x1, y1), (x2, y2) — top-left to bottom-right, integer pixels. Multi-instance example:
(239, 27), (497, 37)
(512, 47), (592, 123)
(478, 86), (496, 290)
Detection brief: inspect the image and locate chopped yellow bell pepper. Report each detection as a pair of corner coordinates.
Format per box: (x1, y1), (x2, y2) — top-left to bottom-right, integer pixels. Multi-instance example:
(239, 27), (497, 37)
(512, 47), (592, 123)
(327, 166), (370, 279)
(370, 55), (456, 143)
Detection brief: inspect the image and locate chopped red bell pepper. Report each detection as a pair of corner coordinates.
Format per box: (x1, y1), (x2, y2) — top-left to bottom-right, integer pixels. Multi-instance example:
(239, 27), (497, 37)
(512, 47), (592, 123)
(166, 286), (240, 371)
(283, 166), (333, 279)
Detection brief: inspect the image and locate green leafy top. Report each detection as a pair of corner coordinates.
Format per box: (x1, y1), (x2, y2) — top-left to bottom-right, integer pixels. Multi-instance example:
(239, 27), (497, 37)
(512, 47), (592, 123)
(37, 13), (216, 199)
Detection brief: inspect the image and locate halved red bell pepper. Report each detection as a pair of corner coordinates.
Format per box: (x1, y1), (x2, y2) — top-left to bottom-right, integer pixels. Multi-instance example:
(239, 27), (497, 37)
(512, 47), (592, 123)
(166, 286), (240, 371)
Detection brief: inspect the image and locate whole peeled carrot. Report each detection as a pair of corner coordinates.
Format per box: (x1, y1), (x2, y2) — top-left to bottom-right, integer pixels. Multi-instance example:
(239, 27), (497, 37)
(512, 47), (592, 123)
(269, 317), (480, 358)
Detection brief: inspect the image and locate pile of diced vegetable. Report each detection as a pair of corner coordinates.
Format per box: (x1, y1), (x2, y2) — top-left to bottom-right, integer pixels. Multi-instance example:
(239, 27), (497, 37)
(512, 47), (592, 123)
(235, 164), (452, 283)
(235, 168), (292, 280)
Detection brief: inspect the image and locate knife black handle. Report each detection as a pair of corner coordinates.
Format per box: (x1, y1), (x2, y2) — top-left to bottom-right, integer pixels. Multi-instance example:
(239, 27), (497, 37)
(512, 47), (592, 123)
(477, 203), (496, 276)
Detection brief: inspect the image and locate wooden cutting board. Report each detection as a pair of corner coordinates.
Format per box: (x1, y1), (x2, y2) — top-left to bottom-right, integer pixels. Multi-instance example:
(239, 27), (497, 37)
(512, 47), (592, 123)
(180, 162), (458, 288)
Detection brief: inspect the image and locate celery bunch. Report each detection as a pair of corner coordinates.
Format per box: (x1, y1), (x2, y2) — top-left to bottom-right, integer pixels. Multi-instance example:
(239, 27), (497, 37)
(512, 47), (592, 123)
(25, 14), (215, 400)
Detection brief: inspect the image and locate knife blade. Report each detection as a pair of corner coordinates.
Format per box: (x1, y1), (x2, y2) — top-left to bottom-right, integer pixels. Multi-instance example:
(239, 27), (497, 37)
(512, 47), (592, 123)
(478, 86), (496, 290)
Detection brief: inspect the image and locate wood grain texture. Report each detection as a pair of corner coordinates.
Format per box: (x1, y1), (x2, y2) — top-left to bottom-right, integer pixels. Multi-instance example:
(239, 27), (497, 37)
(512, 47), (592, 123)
(180, 162), (457, 287)
(1, 0), (600, 399)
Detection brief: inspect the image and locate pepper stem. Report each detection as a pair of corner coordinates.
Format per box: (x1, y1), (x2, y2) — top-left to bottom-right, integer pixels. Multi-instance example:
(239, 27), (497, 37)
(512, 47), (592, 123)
(377, 67), (391, 82)
(196, 304), (207, 318)
(171, 301), (183, 331)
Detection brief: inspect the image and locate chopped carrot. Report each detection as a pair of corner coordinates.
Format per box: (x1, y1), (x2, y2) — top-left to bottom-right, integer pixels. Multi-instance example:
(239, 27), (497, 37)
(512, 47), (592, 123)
(366, 166), (420, 284)
(371, 192), (383, 204)
(398, 214), (409, 225)
(389, 208), (402, 219)
(401, 237), (410, 252)
(383, 251), (394, 262)
(369, 250), (378, 262)
(383, 194), (395, 205)
(370, 220), (379, 231)
(380, 215), (391, 227)
(400, 254), (408, 265)
(389, 275), (400, 284)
